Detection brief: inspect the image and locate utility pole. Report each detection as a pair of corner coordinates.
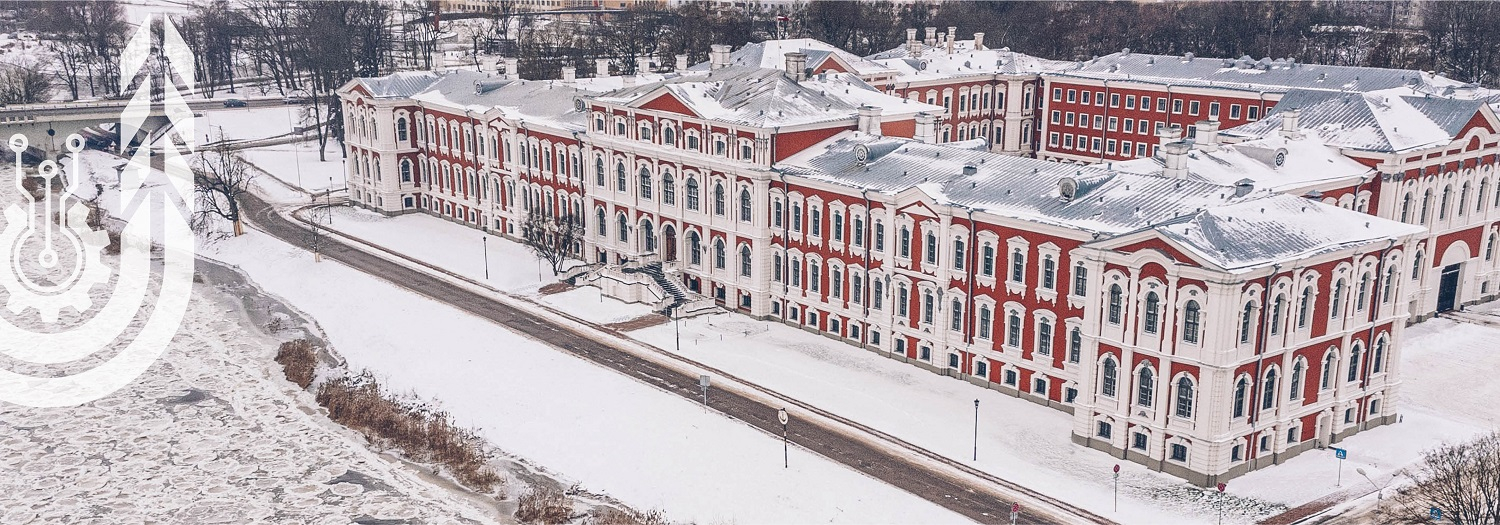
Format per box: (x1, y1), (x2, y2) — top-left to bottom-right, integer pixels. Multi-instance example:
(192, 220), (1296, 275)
(778, 408), (789, 468)
(972, 399), (979, 461)
(1113, 464), (1120, 512)
(483, 235), (490, 279)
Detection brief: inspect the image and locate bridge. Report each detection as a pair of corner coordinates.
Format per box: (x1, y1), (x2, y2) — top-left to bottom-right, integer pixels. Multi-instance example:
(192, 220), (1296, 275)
(0, 97), (293, 158)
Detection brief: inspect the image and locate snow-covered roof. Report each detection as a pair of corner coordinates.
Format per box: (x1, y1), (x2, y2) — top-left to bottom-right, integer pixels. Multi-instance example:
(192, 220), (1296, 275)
(1223, 87), (1488, 153)
(690, 38), (897, 77)
(593, 67), (942, 128)
(869, 46), (1074, 83)
(1113, 133), (1374, 192)
(350, 71), (445, 98)
(1053, 50), (1439, 94)
(779, 132), (1254, 235)
(350, 69), (677, 132)
(1149, 193), (1423, 272)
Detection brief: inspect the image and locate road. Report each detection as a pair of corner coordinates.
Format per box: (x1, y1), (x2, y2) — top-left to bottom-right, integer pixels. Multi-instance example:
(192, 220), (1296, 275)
(0, 96), (291, 121)
(237, 191), (1114, 525)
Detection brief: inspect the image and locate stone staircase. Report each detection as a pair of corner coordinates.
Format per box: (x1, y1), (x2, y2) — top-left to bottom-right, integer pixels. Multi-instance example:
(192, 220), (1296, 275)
(623, 261), (687, 315)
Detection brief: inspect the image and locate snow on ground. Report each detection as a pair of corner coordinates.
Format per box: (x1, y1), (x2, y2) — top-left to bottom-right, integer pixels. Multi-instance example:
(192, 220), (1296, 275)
(538, 286), (654, 325)
(0, 179), (490, 524)
(324, 206), (555, 294)
(197, 230), (971, 524)
(241, 140), (347, 194)
(199, 106), (310, 143)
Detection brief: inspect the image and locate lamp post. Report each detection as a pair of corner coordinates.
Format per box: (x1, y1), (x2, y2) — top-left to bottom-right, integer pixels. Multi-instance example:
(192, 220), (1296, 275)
(483, 235), (490, 280)
(327, 176), (334, 225)
(287, 107), (303, 189)
(972, 399), (979, 461)
(1113, 464), (1120, 512)
(1356, 468), (1383, 514)
(778, 408), (789, 468)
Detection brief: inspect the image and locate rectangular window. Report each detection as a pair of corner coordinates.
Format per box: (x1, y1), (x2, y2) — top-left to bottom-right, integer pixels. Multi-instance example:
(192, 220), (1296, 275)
(1049, 132), (1060, 147)
(1108, 117), (1118, 132)
(1064, 135), (1074, 148)
(1125, 95), (1136, 110)
(1096, 421), (1112, 439)
(1208, 102), (1220, 118)
(1170, 444), (1187, 462)
(1051, 110), (1062, 124)
(1132, 432), (1147, 450)
(1052, 87), (1062, 101)
(1065, 112), (1076, 126)
(1248, 106), (1260, 120)
(1157, 97), (1167, 112)
(1094, 91), (1104, 106)
(1091, 138), (1102, 152)
(1172, 99), (1183, 114)
(1123, 118), (1134, 133)
(1140, 97), (1152, 112)
(1093, 115), (1103, 129)
(1110, 93), (1120, 107)
(1106, 139), (1117, 154)
(809, 208), (820, 237)
(1189, 100), (1200, 115)
(1229, 104), (1242, 120)
(1066, 89), (1077, 103)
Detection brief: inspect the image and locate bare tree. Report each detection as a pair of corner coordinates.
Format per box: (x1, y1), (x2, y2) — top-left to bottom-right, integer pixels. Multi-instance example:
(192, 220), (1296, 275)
(191, 139), (257, 238)
(519, 209), (581, 276)
(1387, 431), (1500, 524)
(0, 59), (53, 104)
(300, 200), (331, 262)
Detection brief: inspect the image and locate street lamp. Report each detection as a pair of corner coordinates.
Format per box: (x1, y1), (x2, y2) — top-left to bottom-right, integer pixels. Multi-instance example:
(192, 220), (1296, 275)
(1356, 468), (1384, 514)
(972, 399), (979, 461)
(778, 408), (789, 468)
(482, 235), (490, 280)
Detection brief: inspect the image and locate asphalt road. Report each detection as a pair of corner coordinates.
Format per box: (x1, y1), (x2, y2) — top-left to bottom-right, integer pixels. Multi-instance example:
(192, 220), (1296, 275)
(238, 191), (1111, 525)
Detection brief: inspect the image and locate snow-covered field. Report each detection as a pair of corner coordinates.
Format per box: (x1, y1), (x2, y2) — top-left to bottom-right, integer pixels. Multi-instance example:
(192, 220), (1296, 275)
(240, 140), (346, 194)
(325, 206), (555, 294)
(197, 229), (970, 524)
(199, 107), (309, 144)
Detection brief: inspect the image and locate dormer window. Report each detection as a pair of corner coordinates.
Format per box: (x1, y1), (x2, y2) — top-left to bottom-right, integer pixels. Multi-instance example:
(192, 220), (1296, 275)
(594, 115), (605, 131)
(714, 139), (726, 156)
(687, 133), (700, 151)
(740, 142), (753, 160)
(639, 123), (652, 141)
(616, 119), (626, 136)
(663, 126), (676, 145)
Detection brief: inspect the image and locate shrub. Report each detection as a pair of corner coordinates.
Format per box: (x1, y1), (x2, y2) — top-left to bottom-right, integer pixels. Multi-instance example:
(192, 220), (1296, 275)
(315, 371), (502, 491)
(515, 486), (573, 524)
(274, 339), (317, 389)
(586, 507), (668, 525)
(104, 230), (121, 255)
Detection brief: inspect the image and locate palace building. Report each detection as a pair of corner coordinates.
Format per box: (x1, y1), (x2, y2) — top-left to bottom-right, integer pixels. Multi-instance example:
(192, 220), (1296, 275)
(338, 37), (1498, 486)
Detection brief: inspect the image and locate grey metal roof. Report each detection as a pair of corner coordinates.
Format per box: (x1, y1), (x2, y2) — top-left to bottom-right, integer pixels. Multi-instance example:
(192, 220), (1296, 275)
(1151, 193), (1423, 272)
(779, 133), (1252, 235)
(399, 70), (603, 130)
(1223, 88), (1485, 152)
(354, 71), (444, 98)
(1056, 51), (1431, 94)
(689, 39), (896, 76)
(593, 67), (940, 128)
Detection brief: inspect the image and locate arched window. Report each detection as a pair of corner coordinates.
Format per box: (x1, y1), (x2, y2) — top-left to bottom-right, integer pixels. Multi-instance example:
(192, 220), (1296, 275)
(899, 227), (911, 257)
(1459, 182), (1470, 216)
(978, 305), (992, 339)
(1479, 179), (1490, 212)
(1037, 319), (1053, 355)
(713, 183), (726, 216)
(1347, 345), (1362, 383)
(1101, 358), (1118, 397)
(615, 162), (627, 191)
(1232, 377), (1248, 418)
(1042, 256), (1055, 289)
(1143, 292), (1160, 334)
(1372, 337), (1386, 373)
(1137, 367), (1155, 407)
(1356, 274), (1370, 311)
(1007, 311), (1022, 346)
(950, 300), (963, 331)
(595, 156), (606, 187)
(1240, 302), (1255, 344)
(688, 231), (701, 265)
(739, 188), (752, 222)
(616, 213), (629, 242)
(1384, 266), (1397, 303)
(1174, 377), (1194, 418)
(1298, 288), (1313, 328)
(1321, 352), (1336, 389)
(1412, 251), (1424, 279)
(662, 171), (676, 205)
(1488, 234), (1497, 261)
(396, 117), (408, 142)
(925, 233), (938, 264)
(1289, 360), (1304, 400)
(686, 178), (701, 210)
(1400, 193), (1412, 222)
(737, 245), (752, 277)
(713, 239), (726, 269)
(922, 292), (935, 324)
(642, 221), (656, 252)
(982, 244), (995, 276)
(595, 208), (606, 236)
(1272, 294), (1286, 335)
(1183, 300), (1201, 343)
(1439, 185), (1452, 220)
(1073, 263), (1087, 295)
(639, 167), (653, 199)
(663, 126), (676, 146)
(1420, 189), (1432, 224)
(1108, 285), (1123, 324)
(874, 220), (885, 250)
(1261, 369), (1278, 410)
(1330, 279), (1344, 320)
(1069, 327), (1082, 363)
(399, 160), (412, 182)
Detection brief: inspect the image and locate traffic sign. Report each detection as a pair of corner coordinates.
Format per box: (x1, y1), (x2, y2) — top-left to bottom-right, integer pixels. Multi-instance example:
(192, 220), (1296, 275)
(1430, 507), (1442, 520)
(1216, 482), (1226, 492)
(777, 408), (789, 425)
(1333, 447), (1347, 460)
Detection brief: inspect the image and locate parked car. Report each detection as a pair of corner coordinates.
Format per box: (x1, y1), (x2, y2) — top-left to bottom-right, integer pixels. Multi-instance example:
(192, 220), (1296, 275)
(282, 94), (307, 105)
(222, 98), (246, 108)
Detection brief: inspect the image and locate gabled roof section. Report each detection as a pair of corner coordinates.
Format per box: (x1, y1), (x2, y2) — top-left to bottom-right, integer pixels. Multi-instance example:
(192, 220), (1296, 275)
(593, 67), (941, 128)
(1223, 87), (1488, 153)
(1053, 50), (1440, 94)
(636, 91), (702, 118)
(394, 70), (605, 131)
(690, 38), (897, 77)
(868, 45), (1072, 82)
(1113, 133), (1373, 192)
(346, 71), (443, 98)
(1142, 194), (1423, 273)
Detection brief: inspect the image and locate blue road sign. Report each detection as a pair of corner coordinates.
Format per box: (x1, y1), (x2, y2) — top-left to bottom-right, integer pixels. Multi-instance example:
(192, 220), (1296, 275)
(1333, 447), (1347, 459)
(1430, 507), (1442, 520)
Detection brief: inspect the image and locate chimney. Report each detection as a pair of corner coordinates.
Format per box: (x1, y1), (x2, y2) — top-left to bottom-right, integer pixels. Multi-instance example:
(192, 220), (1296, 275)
(561, 66), (576, 82)
(504, 58), (519, 80)
(1280, 107), (1302, 139)
(1156, 122), (1182, 147)
(785, 52), (808, 82)
(947, 26), (957, 54)
(972, 32), (985, 50)
(636, 56), (652, 75)
(675, 54), (689, 72)
(906, 28), (921, 57)
(595, 58), (610, 77)
(906, 28), (917, 46)
(924, 27), (937, 46)
(1234, 178), (1255, 198)
(915, 112), (938, 143)
(710, 44), (732, 70)
(1162, 141), (1191, 179)
(857, 105), (883, 135)
(1195, 119), (1220, 152)
(479, 56), (499, 74)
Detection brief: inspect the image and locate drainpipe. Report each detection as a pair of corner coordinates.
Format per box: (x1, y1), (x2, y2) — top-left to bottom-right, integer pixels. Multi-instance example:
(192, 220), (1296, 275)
(778, 172), (790, 317)
(862, 189), (872, 321)
(965, 207), (976, 346)
(1098, 81), (1111, 163)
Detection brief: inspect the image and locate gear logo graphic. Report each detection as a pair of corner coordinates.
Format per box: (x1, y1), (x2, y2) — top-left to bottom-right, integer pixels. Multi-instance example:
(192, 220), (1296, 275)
(0, 15), (198, 408)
